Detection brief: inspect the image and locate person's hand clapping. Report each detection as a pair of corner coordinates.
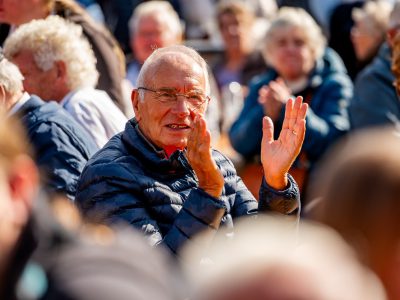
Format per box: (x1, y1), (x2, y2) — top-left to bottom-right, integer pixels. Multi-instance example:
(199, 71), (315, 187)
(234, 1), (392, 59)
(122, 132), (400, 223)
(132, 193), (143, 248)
(258, 78), (291, 122)
(186, 111), (224, 199)
(261, 96), (307, 190)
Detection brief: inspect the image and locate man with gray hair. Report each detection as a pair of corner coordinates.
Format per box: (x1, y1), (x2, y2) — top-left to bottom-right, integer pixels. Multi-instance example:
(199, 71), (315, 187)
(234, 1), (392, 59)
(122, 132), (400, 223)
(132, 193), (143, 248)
(4, 15), (128, 148)
(126, 1), (183, 86)
(126, 0), (221, 141)
(76, 45), (307, 255)
(0, 55), (97, 200)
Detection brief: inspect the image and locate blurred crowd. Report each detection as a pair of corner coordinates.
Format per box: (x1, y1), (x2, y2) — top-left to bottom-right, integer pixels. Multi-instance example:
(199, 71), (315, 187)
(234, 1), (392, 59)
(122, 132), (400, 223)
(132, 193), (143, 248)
(1, 0), (400, 299)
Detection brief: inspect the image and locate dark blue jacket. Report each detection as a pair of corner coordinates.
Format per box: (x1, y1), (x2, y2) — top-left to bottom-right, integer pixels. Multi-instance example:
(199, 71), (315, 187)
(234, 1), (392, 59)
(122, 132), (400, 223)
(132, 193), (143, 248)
(229, 48), (352, 165)
(76, 119), (300, 255)
(18, 96), (98, 200)
(350, 43), (400, 129)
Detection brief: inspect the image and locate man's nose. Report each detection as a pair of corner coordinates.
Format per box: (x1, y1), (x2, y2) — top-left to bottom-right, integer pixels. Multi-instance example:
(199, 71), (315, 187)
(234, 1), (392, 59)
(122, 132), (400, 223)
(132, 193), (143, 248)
(171, 96), (191, 115)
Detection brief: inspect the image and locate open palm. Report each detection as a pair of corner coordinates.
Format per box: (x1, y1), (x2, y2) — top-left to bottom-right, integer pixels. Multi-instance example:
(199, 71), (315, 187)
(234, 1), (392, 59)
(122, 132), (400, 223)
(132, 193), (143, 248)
(261, 96), (308, 189)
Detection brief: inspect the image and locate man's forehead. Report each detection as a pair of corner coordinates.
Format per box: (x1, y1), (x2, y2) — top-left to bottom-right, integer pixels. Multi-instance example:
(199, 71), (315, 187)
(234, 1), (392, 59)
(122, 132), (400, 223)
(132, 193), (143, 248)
(146, 53), (205, 82)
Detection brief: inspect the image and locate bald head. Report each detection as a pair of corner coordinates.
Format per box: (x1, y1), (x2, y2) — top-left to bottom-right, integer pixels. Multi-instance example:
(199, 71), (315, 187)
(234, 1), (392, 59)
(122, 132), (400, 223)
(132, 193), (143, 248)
(136, 45), (210, 98)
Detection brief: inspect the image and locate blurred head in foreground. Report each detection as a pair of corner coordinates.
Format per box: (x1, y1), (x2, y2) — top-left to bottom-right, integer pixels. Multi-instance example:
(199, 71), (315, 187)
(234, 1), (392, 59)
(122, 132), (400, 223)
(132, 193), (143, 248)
(307, 128), (400, 299)
(181, 216), (386, 300)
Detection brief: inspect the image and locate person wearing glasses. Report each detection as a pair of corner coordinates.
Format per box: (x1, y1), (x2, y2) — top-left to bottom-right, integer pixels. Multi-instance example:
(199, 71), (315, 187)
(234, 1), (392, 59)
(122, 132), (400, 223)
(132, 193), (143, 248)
(75, 45), (307, 256)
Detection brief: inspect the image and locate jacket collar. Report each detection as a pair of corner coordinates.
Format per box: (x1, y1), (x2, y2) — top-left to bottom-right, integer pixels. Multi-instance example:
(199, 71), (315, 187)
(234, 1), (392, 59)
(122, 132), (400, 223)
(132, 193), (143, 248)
(121, 118), (191, 174)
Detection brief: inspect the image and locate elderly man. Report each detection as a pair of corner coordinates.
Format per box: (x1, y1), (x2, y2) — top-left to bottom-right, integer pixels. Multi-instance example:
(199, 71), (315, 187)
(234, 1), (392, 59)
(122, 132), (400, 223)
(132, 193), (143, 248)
(0, 115), (183, 300)
(3, 16), (127, 148)
(0, 55), (97, 200)
(76, 45), (307, 255)
(126, 1), (221, 140)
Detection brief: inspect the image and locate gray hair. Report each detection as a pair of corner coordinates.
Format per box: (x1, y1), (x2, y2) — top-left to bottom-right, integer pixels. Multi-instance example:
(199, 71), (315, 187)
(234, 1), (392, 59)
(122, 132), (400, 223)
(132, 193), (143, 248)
(263, 7), (326, 65)
(353, 1), (392, 36)
(128, 1), (182, 39)
(3, 15), (98, 90)
(136, 45), (210, 101)
(0, 58), (24, 95)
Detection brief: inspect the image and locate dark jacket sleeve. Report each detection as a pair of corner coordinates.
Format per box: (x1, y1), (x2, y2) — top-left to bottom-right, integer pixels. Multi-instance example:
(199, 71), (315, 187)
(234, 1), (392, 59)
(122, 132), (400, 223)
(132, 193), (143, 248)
(299, 74), (352, 161)
(76, 163), (226, 255)
(230, 170), (300, 217)
(30, 121), (94, 200)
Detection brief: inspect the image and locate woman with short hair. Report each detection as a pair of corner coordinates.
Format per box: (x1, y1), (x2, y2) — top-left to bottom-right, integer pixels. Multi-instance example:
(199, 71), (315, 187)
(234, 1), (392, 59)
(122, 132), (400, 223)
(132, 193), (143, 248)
(229, 7), (353, 197)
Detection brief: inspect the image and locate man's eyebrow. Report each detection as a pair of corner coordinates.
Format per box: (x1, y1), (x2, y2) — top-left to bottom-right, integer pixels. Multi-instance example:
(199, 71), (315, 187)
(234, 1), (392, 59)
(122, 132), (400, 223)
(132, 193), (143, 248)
(157, 87), (178, 92)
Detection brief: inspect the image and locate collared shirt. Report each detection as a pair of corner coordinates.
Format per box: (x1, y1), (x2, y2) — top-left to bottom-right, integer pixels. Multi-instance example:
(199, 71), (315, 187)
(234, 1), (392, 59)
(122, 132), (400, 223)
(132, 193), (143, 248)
(8, 92), (31, 116)
(60, 87), (127, 148)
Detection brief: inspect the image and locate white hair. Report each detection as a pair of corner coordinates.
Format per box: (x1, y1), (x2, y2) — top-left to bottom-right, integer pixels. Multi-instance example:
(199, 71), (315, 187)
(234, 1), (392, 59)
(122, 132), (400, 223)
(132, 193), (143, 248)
(128, 1), (182, 39)
(3, 15), (99, 90)
(353, 1), (392, 36)
(0, 58), (24, 95)
(263, 7), (326, 65)
(136, 45), (210, 101)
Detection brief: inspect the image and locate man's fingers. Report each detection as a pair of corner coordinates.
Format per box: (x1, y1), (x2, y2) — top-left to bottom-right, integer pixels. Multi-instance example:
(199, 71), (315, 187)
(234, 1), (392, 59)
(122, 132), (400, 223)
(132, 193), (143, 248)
(262, 116), (274, 144)
(281, 97), (294, 130)
(299, 102), (308, 119)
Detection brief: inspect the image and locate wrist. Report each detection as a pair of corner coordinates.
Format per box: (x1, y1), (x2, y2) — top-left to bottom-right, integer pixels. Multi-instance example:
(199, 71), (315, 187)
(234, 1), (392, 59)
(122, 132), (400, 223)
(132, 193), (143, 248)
(264, 173), (288, 190)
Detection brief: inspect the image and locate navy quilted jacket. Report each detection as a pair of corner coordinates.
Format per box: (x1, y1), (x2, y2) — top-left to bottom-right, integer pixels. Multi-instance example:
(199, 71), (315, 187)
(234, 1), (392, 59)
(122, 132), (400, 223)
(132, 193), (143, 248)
(19, 96), (98, 200)
(76, 119), (299, 254)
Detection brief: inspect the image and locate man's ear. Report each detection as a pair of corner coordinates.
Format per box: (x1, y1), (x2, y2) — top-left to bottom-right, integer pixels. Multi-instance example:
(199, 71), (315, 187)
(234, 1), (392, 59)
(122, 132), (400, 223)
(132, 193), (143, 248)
(54, 60), (67, 80)
(131, 89), (141, 121)
(8, 156), (39, 225)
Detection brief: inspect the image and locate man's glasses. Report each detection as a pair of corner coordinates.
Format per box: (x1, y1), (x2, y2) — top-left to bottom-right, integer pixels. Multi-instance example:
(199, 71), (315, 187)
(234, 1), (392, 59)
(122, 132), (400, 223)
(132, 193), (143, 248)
(137, 87), (209, 110)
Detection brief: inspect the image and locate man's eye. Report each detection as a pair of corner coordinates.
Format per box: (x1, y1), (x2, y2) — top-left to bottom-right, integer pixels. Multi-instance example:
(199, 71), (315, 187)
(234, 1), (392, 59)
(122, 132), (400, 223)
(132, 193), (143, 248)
(158, 92), (175, 99)
(188, 94), (203, 102)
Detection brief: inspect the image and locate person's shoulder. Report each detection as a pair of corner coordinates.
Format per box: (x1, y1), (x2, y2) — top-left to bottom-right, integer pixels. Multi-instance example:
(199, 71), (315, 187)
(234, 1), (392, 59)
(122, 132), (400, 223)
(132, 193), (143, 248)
(318, 47), (349, 76)
(355, 46), (393, 86)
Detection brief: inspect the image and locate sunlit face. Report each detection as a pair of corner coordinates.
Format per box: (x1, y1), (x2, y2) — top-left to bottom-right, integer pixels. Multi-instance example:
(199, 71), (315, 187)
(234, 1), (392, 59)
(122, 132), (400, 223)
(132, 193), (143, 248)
(11, 50), (61, 101)
(132, 14), (180, 64)
(266, 26), (315, 80)
(218, 12), (252, 53)
(133, 55), (208, 149)
(351, 20), (383, 62)
(0, 0), (43, 25)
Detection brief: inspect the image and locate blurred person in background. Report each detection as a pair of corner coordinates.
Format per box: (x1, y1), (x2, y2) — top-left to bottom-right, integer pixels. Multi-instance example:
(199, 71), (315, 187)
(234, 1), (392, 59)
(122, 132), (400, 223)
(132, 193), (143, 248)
(350, 1), (392, 75)
(0, 0), (129, 115)
(126, 0), (222, 142)
(306, 128), (400, 300)
(350, 0), (400, 129)
(229, 7), (352, 198)
(213, 0), (268, 90)
(0, 56), (97, 200)
(4, 16), (127, 148)
(0, 115), (183, 300)
(76, 45), (307, 256)
(126, 1), (183, 87)
(328, 1), (365, 79)
(181, 216), (387, 300)
(213, 0), (268, 135)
